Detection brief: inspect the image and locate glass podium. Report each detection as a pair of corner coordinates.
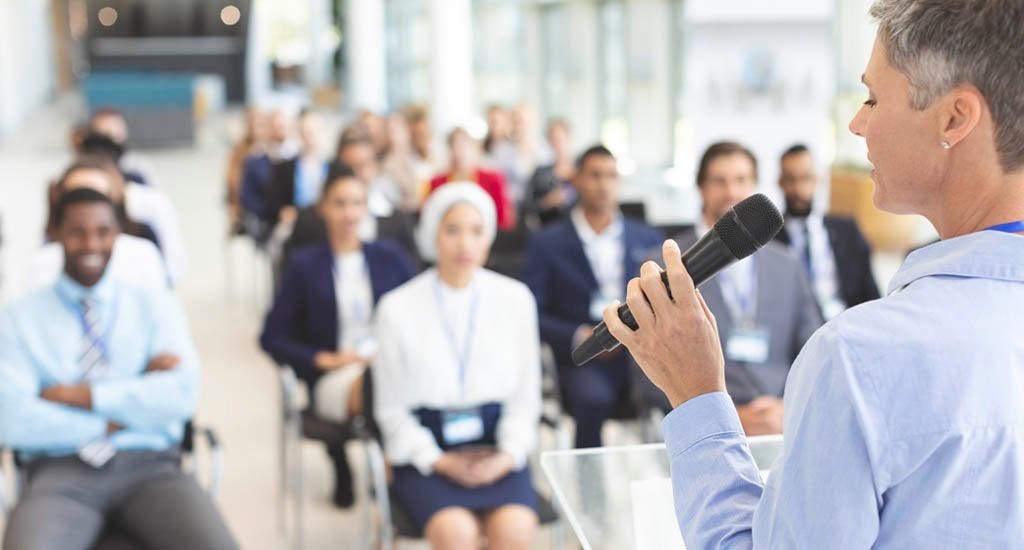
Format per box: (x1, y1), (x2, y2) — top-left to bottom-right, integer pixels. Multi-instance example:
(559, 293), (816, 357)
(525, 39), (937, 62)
(540, 435), (783, 549)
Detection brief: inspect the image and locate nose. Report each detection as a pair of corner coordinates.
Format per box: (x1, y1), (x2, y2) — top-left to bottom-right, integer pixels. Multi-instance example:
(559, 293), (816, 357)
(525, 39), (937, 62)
(849, 105), (867, 138)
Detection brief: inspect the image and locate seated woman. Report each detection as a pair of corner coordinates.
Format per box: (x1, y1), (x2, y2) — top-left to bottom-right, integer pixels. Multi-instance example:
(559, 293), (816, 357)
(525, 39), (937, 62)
(374, 183), (541, 549)
(260, 163), (415, 507)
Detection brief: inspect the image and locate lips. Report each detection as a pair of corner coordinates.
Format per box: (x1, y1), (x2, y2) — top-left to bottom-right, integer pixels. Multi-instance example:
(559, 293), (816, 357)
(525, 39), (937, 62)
(77, 254), (106, 270)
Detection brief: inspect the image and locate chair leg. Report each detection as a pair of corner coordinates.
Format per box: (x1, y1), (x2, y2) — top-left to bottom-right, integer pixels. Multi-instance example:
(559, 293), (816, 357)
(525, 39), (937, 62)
(277, 408), (288, 534)
(291, 416), (304, 550)
(365, 439), (393, 550)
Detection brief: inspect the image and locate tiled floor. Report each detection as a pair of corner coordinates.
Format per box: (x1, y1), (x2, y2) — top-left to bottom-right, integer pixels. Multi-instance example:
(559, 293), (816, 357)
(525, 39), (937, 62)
(0, 99), (909, 550)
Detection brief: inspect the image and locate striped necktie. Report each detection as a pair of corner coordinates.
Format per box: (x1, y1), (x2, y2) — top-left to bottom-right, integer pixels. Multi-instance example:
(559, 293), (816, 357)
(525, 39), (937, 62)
(76, 296), (116, 467)
(77, 297), (109, 381)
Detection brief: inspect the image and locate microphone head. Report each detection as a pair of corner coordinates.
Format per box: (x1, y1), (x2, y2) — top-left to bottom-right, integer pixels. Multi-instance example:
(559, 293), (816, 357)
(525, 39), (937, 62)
(713, 193), (785, 259)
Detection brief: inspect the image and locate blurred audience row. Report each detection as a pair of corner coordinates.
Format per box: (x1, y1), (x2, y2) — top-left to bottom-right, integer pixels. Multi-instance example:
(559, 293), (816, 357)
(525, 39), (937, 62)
(0, 102), (878, 550)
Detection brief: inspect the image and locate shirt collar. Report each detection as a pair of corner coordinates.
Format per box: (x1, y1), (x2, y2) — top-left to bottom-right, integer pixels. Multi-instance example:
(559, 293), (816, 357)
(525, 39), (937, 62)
(571, 207), (623, 244)
(888, 231), (1024, 294)
(56, 270), (115, 305)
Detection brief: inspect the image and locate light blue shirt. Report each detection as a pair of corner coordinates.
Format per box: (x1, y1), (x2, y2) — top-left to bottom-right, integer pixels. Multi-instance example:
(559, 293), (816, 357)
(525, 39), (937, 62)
(663, 230), (1024, 548)
(0, 273), (200, 458)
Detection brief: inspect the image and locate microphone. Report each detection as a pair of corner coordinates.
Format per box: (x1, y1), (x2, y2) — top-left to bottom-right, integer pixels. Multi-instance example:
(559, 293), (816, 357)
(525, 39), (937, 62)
(571, 193), (784, 366)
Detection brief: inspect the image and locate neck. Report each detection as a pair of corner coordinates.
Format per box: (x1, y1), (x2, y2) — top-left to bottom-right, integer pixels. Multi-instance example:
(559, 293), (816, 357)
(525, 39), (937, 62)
(451, 166), (474, 181)
(437, 265), (475, 289)
(582, 207), (614, 233)
(932, 167), (1024, 239)
(329, 232), (361, 254)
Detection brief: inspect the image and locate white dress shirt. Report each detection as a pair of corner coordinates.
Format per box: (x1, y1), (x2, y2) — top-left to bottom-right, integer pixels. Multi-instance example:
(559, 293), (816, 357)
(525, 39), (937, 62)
(785, 214), (846, 319)
(22, 235), (168, 297)
(124, 183), (188, 284)
(697, 219), (757, 324)
(571, 207), (625, 309)
(373, 268), (541, 475)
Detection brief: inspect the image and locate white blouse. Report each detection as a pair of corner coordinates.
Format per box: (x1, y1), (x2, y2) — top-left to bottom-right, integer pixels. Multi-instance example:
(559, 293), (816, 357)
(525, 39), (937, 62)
(333, 251), (375, 356)
(373, 268), (541, 475)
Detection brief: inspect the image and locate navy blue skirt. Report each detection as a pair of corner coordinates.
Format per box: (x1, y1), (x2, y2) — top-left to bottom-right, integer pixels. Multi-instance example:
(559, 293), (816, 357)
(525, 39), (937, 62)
(392, 465), (537, 531)
(391, 403), (538, 531)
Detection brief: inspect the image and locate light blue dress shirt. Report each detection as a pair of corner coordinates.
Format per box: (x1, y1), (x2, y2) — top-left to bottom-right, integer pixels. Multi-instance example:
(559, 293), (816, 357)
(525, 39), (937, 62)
(0, 273), (200, 458)
(663, 230), (1024, 548)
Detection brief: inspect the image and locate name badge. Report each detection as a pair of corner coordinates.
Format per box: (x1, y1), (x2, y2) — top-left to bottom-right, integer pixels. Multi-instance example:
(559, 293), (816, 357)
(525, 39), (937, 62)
(442, 408), (485, 447)
(726, 327), (771, 364)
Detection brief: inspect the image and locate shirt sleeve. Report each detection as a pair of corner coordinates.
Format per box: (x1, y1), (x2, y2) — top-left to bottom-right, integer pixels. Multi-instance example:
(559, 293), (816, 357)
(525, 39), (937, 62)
(663, 326), (885, 549)
(372, 296), (444, 475)
(0, 310), (108, 451)
(90, 292), (200, 428)
(496, 289), (542, 468)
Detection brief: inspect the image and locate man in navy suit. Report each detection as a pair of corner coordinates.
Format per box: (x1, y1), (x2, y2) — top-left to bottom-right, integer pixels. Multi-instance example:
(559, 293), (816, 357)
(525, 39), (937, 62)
(774, 144), (880, 320)
(522, 145), (663, 448)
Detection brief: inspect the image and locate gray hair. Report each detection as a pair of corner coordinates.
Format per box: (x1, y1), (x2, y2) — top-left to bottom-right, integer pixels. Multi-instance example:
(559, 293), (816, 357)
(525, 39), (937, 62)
(870, 0), (1024, 172)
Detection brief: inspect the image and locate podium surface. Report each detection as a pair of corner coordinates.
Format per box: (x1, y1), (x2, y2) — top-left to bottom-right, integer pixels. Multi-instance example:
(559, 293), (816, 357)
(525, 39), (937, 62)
(541, 436), (783, 549)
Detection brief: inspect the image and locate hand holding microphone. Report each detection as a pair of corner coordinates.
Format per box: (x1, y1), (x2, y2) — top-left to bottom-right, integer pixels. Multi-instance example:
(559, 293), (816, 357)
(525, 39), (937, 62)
(574, 193), (785, 407)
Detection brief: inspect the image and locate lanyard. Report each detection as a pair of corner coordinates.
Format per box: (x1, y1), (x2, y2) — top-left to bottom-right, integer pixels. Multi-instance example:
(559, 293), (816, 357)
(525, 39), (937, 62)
(333, 253), (372, 325)
(719, 257), (758, 327)
(433, 274), (480, 399)
(985, 220), (1024, 234)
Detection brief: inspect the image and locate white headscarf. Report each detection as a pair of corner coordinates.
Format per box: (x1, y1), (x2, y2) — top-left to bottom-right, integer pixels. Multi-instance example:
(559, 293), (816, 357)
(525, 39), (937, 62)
(416, 182), (497, 262)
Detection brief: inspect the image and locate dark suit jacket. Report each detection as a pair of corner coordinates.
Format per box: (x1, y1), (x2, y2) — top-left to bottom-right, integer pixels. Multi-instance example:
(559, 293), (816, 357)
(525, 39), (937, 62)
(260, 240), (415, 389)
(521, 216), (664, 368)
(661, 229), (823, 406)
(775, 215), (880, 309)
(263, 158), (300, 228)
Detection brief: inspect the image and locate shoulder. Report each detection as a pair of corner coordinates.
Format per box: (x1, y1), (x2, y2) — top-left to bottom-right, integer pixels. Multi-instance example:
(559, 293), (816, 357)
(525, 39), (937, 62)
(477, 168), (505, 185)
(625, 219), (664, 241)
(288, 242), (326, 269)
(528, 220), (573, 249)
(480, 269), (533, 299)
(377, 271), (432, 316)
(366, 239), (409, 262)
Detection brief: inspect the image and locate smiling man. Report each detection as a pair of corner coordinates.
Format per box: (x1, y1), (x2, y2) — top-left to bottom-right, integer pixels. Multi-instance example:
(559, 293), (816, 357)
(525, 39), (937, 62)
(604, 0), (1024, 547)
(0, 189), (237, 550)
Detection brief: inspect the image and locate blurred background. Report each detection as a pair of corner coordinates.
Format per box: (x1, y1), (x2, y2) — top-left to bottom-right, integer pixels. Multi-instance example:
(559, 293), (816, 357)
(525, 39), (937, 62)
(0, 1), (934, 549)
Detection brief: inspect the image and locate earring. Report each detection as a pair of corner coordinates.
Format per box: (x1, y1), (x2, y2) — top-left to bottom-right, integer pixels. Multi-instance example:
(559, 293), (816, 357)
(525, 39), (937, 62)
(941, 140), (952, 150)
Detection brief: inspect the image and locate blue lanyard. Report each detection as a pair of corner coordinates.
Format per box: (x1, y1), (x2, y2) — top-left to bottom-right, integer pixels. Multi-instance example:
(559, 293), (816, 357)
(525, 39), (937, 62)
(333, 253), (372, 324)
(985, 220), (1024, 234)
(433, 274), (480, 399)
(719, 257), (758, 326)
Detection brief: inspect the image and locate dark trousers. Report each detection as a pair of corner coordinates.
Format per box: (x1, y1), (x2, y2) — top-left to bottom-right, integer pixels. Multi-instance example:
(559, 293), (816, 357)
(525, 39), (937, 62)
(3, 450), (238, 550)
(558, 355), (631, 448)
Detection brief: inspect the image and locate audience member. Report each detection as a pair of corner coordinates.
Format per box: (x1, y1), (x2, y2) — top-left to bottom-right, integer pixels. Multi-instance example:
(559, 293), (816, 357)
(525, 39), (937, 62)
(522, 118), (576, 227)
(374, 183), (540, 548)
(0, 189), (237, 550)
(405, 105), (439, 180)
(522, 145), (663, 448)
(382, 113), (432, 213)
(337, 127), (402, 219)
(775, 144), (880, 319)
(239, 109), (298, 238)
(430, 128), (514, 230)
(357, 110), (391, 160)
(261, 165), (415, 508)
(225, 108), (265, 231)
(88, 108), (156, 188)
(660, 142), (822, 435)
(483, 105), (531, 205)
(76, 134), (189, 283)
(31, 159), (170, 293)
(263, 109), (328, 230)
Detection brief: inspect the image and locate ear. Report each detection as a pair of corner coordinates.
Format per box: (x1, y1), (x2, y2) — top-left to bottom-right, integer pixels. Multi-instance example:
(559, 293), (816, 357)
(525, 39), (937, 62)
(941, 84), (984, 148)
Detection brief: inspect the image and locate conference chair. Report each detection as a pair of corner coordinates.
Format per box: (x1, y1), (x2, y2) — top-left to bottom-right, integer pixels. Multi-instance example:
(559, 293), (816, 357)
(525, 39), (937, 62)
(277, 365), (377, 550)
(0, 420), (222, 547)
(486, 227), (533, 280)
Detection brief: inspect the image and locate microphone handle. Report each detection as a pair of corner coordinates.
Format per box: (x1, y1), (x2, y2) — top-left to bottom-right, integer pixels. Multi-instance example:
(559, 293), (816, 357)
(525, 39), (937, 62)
(585, 232), (737, 358)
